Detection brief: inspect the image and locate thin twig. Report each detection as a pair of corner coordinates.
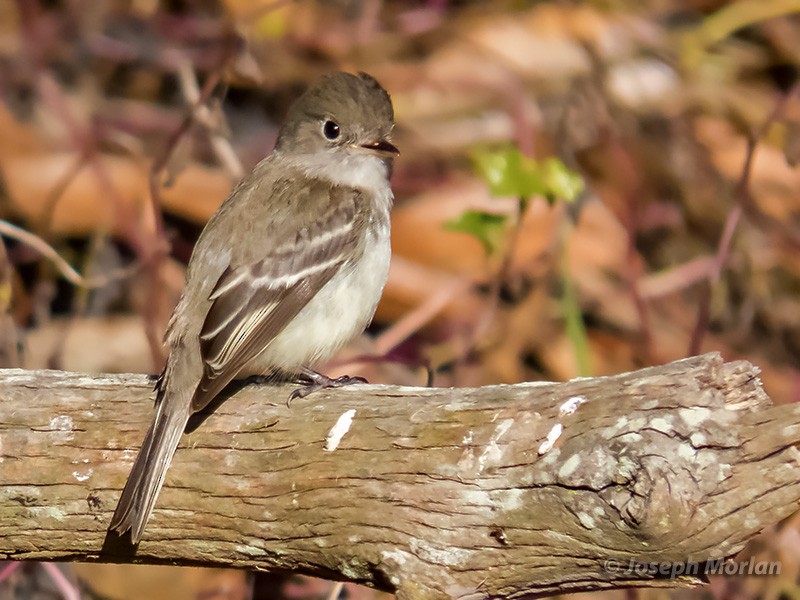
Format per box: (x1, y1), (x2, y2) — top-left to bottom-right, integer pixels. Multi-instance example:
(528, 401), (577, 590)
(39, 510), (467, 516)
(688, 81), (800, 355)
(0, 220), (140, 289)
(40, 564), (80, 600)
(0, 562), (20, 585)
(36, 152), (89, 237)
(142, 30), (240, 368)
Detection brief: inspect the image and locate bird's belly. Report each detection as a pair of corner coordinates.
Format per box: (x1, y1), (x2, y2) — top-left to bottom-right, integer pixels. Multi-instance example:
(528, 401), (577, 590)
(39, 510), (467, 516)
(244, 230), (391, 373)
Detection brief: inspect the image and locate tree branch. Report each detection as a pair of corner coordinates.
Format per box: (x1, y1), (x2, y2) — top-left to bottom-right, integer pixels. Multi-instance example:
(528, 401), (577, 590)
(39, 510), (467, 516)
(1, 354), (799, 600)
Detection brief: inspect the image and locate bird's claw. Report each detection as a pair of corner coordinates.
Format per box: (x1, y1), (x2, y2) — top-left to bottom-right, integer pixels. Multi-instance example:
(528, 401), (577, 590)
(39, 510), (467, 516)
(287, 372), (368, 406)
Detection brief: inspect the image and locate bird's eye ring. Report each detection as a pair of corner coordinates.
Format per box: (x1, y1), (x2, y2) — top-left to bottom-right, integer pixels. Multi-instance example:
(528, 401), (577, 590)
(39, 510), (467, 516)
(323, 120), (341, 140)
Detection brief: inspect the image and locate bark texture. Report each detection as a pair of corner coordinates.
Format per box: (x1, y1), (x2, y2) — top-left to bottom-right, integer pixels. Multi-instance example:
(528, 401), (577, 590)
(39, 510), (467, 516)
(1, 353), (799, 600)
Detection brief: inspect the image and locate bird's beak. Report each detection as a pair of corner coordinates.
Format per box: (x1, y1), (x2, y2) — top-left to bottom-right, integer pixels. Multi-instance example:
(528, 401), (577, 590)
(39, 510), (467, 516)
(359, 140), (400, 157)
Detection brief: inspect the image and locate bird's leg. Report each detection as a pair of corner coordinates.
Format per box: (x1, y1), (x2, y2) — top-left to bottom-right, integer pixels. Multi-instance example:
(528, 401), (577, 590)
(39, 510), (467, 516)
(289, 367), (367, 403)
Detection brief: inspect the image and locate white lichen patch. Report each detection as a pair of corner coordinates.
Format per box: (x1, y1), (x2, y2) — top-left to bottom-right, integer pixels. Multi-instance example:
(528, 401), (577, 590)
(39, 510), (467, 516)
(628, 416), (646, 430)
(695, 450), (717, 469)
(690, 432), (707, 447)
(49, 415), (74, 442)
(410, 538), (471, 566)
(677, 443), (696, 461)
(236, 544), (266, 556)
(477, 418), (514, 471)
(2, 486), (40, 501)
(538, 423), (563, 455)
(461, 489), (494, 509)
(538, 447), (561, 465)
(325, 409), (356, 452)
(28, 506), (66, 521)
(678, 407), (711, 427)
(382, 548), (410, 566)
(72, 468), (93, 482)
(558, 454), (581, 478)
(617, 455), (637, 479)
(618, 432), (643, 444)
(577, 512), (596, 529)
(648, 417), (673, 433)
(493, 488), (524, 511)
(560, 396), (587, 416)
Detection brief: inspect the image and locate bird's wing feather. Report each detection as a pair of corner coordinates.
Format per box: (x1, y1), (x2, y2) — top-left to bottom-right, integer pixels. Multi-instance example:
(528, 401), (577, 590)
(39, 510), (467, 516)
(191, 186), (365, 411)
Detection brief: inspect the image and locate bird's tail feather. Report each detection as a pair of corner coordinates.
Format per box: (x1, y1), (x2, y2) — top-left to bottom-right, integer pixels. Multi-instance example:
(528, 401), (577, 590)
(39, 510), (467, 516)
(109, 401), (190, 544)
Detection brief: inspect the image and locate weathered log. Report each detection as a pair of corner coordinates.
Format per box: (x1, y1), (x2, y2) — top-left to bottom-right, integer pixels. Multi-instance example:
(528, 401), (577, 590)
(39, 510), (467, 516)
(1, 353), (799, 600)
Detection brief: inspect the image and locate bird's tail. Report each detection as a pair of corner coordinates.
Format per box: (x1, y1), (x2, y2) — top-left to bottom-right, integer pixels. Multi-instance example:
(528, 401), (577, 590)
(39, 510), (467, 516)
(109, 398), (191, 544)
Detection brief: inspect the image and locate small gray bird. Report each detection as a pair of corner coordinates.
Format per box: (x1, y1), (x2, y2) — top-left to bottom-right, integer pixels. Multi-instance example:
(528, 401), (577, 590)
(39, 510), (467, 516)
(109, 72), (398, 543)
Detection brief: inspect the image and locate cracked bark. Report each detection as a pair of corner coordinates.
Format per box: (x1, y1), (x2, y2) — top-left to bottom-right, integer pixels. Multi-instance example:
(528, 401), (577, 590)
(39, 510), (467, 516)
(1, 353), (800, 600)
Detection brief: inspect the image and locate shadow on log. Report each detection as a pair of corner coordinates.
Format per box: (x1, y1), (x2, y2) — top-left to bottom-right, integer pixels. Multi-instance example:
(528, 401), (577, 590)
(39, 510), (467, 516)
(1, 353), (800, 600)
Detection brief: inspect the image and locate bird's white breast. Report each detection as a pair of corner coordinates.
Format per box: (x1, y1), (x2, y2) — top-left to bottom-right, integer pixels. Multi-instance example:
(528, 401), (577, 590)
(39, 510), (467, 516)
(250, 195), (392, 372)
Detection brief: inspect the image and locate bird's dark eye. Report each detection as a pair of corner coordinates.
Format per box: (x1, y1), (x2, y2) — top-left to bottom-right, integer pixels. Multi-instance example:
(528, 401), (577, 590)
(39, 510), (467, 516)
(323, 120), (340, 140)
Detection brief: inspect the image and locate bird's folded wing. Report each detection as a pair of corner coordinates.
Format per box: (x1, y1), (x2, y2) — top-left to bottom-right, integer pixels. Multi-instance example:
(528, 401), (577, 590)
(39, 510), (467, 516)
(192, 189), (364, 411)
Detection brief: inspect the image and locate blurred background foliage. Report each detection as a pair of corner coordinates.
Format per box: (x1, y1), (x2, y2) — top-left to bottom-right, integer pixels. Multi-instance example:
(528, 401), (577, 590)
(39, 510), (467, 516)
(1, 0), (800, 598)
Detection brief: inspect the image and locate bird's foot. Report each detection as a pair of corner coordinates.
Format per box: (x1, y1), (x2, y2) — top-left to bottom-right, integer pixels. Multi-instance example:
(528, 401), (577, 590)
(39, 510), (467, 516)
(289, 369), (367, 404)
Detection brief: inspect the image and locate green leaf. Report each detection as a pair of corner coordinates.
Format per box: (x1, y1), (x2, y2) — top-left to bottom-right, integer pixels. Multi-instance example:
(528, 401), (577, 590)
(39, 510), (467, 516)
(472, 147), (584, 204)
(541, 158), (584, 203)
(444, 210), (507, 256)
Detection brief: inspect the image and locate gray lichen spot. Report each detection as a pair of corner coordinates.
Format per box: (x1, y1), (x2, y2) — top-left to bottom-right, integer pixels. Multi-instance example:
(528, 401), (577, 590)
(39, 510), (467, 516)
(618, 432), (643, 444)
(462, 489), (494, 511)
(617, 455), (637, 479)
(539, 447), (561, 465)
(679, 407), (711, 427)
(340, 556), (368, 579)
(3, 486), (41, 501)
(628, 416), (647, 430)
(577, 512), (596, 529)
(410, 538), (471, 566)
(696, 450), (717, 469)
(493, 488), (524, 511)
(382, 548), (410, 566)
(236, 544), (266, 557)
(27, 506), (66, 521)
(782, 424), (798, 437)
(559, 454), (582, 479)
(649, 417), (673, 433)
(49, 415), (75, 442)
